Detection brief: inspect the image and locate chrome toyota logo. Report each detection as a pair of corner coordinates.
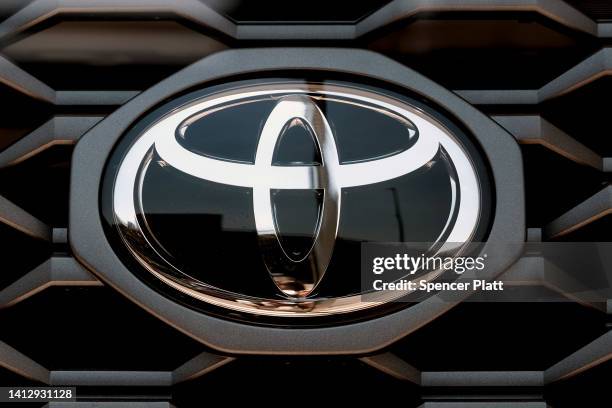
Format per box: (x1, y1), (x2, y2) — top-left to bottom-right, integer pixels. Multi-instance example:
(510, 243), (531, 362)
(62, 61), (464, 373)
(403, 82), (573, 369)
(104, 81), (488, 318)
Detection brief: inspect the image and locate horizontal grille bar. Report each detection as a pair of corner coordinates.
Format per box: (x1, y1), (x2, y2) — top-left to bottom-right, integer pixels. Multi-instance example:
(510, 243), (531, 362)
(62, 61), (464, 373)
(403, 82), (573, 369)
(1, 0), (610, 41)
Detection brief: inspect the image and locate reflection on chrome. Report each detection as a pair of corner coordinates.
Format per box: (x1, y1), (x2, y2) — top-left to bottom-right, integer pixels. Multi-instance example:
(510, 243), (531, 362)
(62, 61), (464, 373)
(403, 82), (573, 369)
(111, 83), (482, 317)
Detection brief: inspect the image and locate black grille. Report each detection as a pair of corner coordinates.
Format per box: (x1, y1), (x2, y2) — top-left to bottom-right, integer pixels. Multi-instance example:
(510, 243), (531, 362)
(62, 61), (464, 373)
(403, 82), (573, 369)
(0, 1), (610, 407)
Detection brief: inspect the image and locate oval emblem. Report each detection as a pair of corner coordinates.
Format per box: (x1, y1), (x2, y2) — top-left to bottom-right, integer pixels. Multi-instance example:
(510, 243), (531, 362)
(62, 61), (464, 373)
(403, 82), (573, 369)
(102, 80), (491, 320)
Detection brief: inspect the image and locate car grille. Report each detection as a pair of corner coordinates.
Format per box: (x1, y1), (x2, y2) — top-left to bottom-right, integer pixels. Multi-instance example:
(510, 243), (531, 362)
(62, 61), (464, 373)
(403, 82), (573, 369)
(0, 1), (610, 406)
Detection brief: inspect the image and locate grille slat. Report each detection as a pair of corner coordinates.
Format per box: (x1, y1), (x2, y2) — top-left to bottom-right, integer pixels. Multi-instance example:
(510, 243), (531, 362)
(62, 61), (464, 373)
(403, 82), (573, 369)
(54, 90), (139, 106)
(357, 0), (598, 37)
(566, 0), (612, 21)
(0, 256), (101, 309)
(0, 194), (50, 240)
(492, 115), (603, 170)
(0, 53), (54, 103)
(0, 0), (236, 42)
(457, 47), (612, 105)
(0, 52), (139, 106)
(0, 339), (49, 384)
(361, 329), (612, 386)
(0, 343), (233, 387)
(501, 256), (607, 311)
(0, 115), (103, 167)
(360, 352), (421, 384)
(544, 330), (612, 383)
(420, 370), (544, 387)
(544, 185), (612, 239)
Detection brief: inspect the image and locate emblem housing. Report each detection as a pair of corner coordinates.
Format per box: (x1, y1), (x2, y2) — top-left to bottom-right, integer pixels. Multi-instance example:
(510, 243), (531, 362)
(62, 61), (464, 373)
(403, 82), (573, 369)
(70, 48), (524, 353)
